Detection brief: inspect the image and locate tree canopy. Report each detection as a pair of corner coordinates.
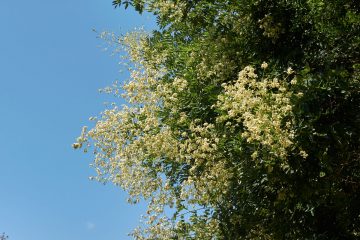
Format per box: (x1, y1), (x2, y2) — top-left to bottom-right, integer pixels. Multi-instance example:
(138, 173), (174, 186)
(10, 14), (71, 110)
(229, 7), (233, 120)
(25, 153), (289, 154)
(76, 0), (360, 239)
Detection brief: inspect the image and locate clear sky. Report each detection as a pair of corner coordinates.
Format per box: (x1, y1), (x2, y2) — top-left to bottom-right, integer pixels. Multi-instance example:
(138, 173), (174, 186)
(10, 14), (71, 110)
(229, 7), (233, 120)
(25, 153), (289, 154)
(0, 1), (155, 239)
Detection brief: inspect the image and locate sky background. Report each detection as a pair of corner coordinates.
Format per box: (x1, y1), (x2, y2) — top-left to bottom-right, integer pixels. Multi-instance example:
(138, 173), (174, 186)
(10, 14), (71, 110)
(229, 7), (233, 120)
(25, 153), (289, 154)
(0, 1), (156, 239)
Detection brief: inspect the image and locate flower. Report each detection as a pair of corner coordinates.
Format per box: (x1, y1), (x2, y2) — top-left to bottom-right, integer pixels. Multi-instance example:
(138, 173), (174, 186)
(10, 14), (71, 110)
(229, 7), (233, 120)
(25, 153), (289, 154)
(290, 78), (297, 85)
(261, 62), (268, 69)
(287, 67), (294, 75)
(299, 150), (308, 159)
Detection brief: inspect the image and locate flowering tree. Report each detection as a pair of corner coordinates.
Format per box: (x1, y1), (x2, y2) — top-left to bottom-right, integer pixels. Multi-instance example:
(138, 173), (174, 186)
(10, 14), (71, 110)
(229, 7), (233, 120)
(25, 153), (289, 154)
(76, 0), (360, 238)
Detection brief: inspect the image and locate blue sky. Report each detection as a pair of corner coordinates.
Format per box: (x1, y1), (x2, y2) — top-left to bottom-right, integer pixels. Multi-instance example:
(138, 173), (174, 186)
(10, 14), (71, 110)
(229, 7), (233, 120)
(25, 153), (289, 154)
(0, 1), (155, 239)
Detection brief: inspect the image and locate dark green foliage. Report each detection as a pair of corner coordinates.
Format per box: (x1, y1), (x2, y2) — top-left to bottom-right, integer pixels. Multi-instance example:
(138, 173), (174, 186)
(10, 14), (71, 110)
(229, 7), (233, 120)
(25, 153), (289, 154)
(112, 0), (144, 13)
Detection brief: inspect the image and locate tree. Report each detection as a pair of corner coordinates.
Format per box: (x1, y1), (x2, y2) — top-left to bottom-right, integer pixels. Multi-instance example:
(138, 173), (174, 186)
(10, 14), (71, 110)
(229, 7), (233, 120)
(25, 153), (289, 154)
(76, 0), (360, 238)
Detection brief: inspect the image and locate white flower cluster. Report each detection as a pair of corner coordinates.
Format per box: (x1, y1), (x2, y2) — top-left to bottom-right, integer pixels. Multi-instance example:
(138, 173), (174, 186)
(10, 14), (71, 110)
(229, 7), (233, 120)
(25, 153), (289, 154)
(148, 1), (187, 24)
(217, 65), (295, 162)
(77, 31), (222, 237)
(259, 14), (284, 42)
